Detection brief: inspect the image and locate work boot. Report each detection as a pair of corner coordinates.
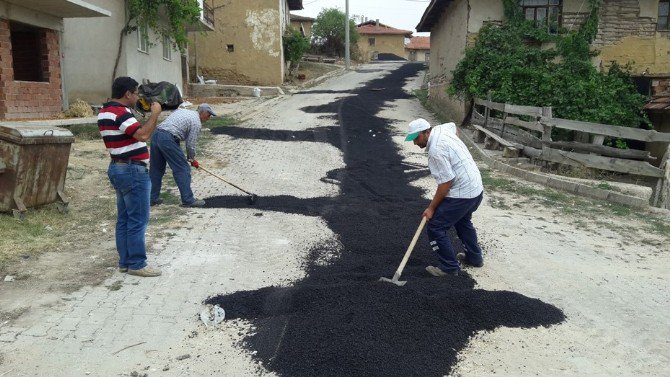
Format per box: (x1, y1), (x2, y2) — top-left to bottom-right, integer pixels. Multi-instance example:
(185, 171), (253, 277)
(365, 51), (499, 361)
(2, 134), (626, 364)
(182, 199), (205, 208)
(425, 265), (458, 277)
(150, 198), (164, 206)
(127, 266), (162, 277)
(119, 267), (128, 273)
(456, 253), (484, 268)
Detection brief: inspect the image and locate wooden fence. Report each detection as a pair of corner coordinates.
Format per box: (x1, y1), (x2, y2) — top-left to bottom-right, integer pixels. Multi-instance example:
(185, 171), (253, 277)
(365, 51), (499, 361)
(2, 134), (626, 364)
(471, 98), (670, 208)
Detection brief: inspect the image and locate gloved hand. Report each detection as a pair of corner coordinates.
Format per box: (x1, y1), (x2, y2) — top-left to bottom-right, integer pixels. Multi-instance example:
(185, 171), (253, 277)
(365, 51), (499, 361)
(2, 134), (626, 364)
(190, 160), (200, 169)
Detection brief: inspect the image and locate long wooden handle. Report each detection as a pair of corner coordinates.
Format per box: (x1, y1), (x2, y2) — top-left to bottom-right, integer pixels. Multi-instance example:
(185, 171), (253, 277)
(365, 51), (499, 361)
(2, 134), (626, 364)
(199, 166), (253, 196)
(393, 216), (428, 279)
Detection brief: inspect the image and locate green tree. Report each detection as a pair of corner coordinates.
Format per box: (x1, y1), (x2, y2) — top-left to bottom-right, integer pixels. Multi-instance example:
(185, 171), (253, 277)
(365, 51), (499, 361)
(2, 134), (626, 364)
(113, 0), (202, 82)
(312, 8), (359, 57)
(283, 28), (311, 75)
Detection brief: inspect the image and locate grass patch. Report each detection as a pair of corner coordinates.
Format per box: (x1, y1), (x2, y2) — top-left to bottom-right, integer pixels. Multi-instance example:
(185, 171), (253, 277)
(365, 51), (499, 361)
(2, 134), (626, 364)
(413, 88), (429, 107)
(64, 124), (100, 140)
(0, 206), (71, 267)
(206, 116), (240, 130)
(596, 182), (613, 190)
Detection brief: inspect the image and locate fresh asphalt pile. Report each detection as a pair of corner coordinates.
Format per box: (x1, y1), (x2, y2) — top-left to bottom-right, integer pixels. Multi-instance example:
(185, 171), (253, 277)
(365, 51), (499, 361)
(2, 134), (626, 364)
(206, 64), (565, 376)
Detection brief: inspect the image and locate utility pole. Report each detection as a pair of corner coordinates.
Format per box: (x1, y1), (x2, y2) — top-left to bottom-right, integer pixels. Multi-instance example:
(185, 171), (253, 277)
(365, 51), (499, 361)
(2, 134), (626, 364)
(345, 0), (350, 70)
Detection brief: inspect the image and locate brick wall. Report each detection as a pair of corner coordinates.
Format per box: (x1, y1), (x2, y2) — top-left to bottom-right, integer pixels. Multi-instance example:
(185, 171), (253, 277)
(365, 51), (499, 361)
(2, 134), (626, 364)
(0, 19), (62, 120)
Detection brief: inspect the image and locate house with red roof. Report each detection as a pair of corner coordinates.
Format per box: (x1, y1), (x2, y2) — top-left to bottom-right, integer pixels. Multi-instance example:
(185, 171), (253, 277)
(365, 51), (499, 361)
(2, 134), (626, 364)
(405, 36), (430, 63)
(356, 20), (412, 62)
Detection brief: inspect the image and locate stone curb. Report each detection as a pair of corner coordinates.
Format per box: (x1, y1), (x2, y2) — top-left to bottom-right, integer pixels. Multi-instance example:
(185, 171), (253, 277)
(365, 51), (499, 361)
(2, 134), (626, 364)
(459, 127), (653, 210)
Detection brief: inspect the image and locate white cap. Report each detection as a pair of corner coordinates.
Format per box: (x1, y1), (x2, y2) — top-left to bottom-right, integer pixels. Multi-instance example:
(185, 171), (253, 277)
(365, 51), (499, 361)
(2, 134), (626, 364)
(405, 118), (431, 141)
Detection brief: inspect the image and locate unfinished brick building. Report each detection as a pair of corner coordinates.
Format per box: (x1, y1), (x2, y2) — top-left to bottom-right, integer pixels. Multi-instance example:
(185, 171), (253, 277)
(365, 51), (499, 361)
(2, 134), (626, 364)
(0, 1), (109, 120)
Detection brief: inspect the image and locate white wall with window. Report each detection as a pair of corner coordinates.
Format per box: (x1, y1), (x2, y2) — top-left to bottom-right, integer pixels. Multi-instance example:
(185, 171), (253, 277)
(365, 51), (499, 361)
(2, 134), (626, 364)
(137, 23), (149, 53)
(128, 24), (182, 93)
(162, 35), (172, 61)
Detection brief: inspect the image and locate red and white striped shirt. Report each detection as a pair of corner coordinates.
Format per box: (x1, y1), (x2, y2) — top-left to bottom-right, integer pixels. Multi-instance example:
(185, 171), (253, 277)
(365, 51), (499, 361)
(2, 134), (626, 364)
(97, 101), (149, 163)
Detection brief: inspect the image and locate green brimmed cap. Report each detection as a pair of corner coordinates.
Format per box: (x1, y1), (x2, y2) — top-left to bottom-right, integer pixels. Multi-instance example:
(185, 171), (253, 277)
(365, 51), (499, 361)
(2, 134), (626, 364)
(405, 118), (431, 141)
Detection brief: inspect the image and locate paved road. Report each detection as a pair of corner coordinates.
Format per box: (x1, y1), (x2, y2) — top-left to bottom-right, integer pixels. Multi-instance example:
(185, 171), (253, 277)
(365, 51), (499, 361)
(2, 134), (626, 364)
(1, 62), (668, 376)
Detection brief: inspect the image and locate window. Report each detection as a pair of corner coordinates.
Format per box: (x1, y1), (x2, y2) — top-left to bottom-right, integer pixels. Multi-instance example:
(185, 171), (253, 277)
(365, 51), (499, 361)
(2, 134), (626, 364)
(10, 22), (46, 82)
(137, 23), (149, 53)
(162, 35), (172, 61)
(659, 1), (670, 30)
(520, 0), (561, 33)
(368, 37), (375, 47)
(227, 44), (234, 52)
(424, 52), (430, 63)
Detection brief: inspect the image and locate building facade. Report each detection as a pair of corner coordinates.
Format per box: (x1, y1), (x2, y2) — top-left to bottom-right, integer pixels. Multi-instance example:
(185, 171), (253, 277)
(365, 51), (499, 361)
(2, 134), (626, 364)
(63, 0), (213, 105)
(418, 0), (670, 125)
(290, 13), (314, 39)
(356, 20), (412, 62)
(406, 36), (430, 63)
(190, 0), (303, 86)
(0, 0), (109, 119)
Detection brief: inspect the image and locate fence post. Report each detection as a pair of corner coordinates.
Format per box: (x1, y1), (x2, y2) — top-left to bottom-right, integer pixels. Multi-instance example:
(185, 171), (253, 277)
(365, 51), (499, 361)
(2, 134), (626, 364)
(541, 106), (553, 141)
(500, 103), (508, 137)
(653, 144), (670, 208)
(484, 93), (491, 128)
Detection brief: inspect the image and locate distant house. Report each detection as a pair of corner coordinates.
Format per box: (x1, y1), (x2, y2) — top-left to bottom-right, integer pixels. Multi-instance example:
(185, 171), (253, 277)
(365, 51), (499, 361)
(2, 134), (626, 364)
(406, 36), (430, 63)
(356, 20), (412, 62)
(290, 13), (315, 39)
(63, 0), (214, 105)
(190, 0), (303, 86)
(417, 0), (670, 136)
(0, 0), (109, 119)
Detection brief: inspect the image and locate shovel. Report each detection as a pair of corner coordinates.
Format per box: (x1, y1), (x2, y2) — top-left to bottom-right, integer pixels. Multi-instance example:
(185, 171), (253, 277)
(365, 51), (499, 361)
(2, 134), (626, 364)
(198, 165), (258, 205)
(379, 216), (427, 287)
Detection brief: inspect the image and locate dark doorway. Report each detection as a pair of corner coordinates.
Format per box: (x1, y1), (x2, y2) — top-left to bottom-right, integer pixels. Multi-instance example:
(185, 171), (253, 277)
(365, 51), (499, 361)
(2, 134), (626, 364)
(10, 22), (46, 82)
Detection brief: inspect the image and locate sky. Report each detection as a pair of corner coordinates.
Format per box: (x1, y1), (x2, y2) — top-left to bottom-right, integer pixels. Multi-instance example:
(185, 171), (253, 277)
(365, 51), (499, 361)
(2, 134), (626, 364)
(293, 0), (432, 36)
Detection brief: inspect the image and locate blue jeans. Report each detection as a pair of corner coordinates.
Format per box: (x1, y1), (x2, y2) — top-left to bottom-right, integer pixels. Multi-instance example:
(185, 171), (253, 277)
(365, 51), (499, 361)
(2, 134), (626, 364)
(426, 192), (484, 273)
(107, 162), (150, 270)
(149, 129), (195, 205)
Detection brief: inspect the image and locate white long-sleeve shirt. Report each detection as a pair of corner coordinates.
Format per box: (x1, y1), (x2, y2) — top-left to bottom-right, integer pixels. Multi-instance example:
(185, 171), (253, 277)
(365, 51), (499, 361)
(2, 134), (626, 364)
(426, 123), (483, 199)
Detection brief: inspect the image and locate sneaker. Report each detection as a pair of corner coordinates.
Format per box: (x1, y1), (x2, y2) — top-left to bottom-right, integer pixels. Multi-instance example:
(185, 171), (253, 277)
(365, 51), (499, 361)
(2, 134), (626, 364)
(456, 253), (484, 268)
(127, 266), (162, 277)
(150, 198), (164, 206)
(425, 265), (458, 277)
(181, 199), (205, 208)
(119, 267), (128, 273)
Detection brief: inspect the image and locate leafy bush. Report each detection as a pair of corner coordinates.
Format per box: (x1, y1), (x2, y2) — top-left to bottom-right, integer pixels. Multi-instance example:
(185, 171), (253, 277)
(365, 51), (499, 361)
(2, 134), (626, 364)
(283, 27), (311, 74)
(449, 0), (648, 140)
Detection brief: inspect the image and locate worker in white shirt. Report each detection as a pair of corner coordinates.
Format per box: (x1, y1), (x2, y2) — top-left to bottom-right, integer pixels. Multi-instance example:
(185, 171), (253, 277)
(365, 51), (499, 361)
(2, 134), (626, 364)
(405, 119), (484, 277)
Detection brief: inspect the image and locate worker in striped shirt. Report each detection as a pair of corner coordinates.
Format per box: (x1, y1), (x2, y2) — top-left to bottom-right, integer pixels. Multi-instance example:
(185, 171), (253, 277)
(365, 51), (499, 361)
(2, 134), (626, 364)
(405, 119), (485, 277)
(98, 76), (162, 277)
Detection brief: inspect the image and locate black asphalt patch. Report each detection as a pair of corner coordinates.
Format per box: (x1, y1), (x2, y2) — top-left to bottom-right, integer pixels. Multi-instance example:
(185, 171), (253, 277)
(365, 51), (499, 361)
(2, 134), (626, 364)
(205, 63), (565, 376)
(376, 53), (407, 61)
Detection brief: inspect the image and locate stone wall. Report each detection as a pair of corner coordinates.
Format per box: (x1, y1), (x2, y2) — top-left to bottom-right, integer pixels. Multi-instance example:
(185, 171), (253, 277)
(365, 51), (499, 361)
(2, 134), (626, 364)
(593, 0), (657, 47)
(0, 19), (62, 120)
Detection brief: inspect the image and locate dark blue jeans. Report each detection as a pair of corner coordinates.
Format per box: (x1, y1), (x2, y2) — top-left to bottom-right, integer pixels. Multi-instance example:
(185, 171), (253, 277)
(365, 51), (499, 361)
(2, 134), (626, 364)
(107, 162), (150, 270)
(149, 129), (195, 205)
(426, 192), (484, 273)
